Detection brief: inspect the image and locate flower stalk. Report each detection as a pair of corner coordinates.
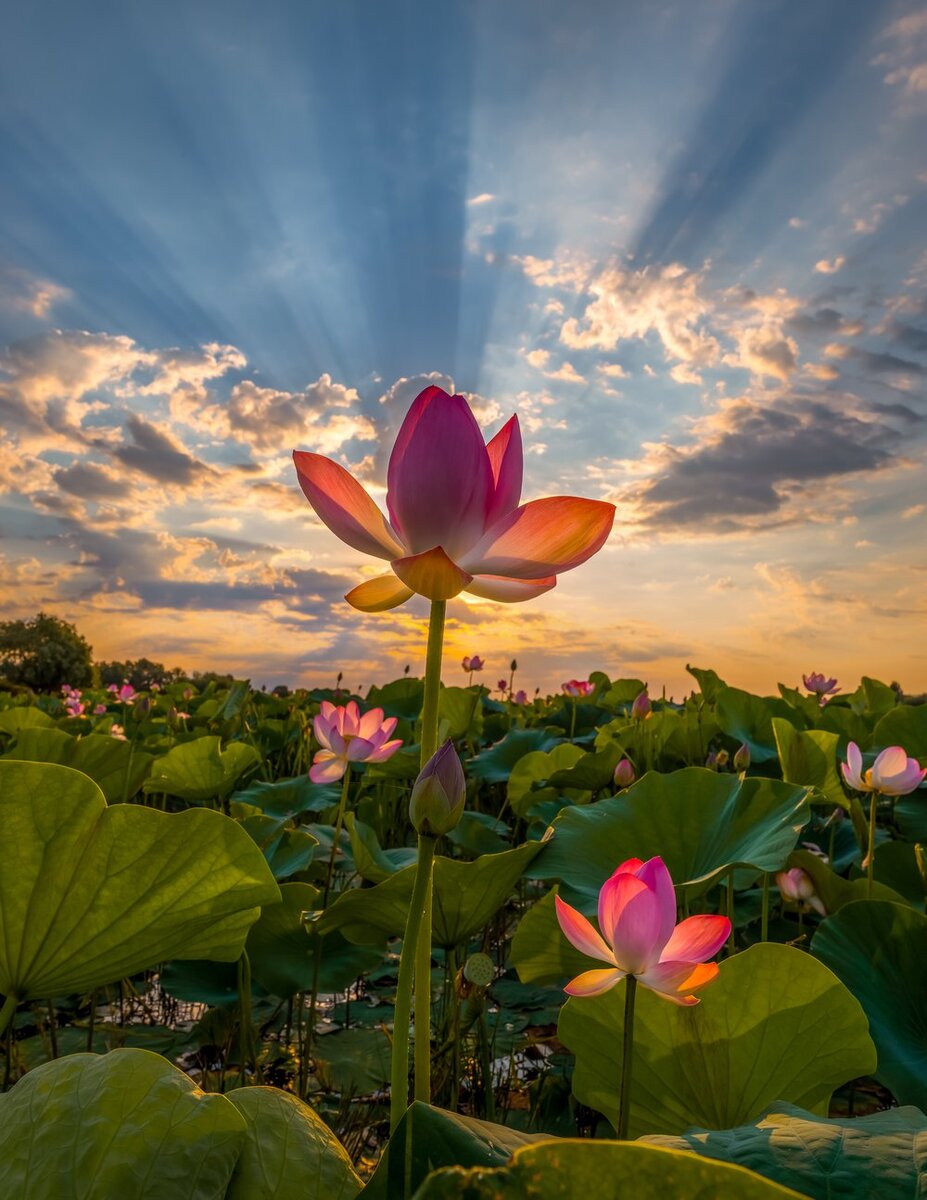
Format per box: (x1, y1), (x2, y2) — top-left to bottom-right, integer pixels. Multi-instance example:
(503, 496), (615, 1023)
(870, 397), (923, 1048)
(617, 976), (637, 1140)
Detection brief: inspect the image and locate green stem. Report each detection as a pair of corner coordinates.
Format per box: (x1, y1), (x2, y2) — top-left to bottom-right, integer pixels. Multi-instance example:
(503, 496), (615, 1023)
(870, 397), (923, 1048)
(569, 699), (577, 743)
(761, 872), (770, 942)
(237, 950), (254, 1084)
(413, 835), (436, 1104)
(726, 870), (735, 954)
(390, 834), (437, 1132)
(324, 770), (353, 903)
(617, 976), (637, 1140)
(0, 995), (17, 1042)
(420, 600), (446, 766)
(867, 791), (877, 899)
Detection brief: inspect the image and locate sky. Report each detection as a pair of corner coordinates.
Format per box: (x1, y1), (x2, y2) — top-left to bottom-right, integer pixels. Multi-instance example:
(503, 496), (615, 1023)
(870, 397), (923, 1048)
(1, 0), (926, 698)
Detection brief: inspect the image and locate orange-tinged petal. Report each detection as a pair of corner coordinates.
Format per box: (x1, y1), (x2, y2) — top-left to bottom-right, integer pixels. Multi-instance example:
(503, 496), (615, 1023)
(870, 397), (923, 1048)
(485, 415), (523, 525)
(564, 968), (624, 997)
(639, 959), (719, 1004)
(460, 496), (615, 579)
(293, 451), (404, 561)
(391, 546), (473, 600)
(345, 573), (414, 612)
(555, 894), (616, 965)
(659, 915), (730, 964)
(465, 574), (556, 602)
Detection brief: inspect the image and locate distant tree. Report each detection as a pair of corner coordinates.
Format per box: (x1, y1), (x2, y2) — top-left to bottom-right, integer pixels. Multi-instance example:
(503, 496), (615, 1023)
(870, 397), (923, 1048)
(97, 657), (184, 689)
(0, 612), (93, 692)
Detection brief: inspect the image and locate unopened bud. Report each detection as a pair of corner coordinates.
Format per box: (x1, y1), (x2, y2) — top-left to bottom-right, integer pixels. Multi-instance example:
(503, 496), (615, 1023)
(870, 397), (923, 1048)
(614, 757), (636, 788)
(733, 743), (751, 772)
(133, 695), (151, 718)
(510, 659), (518, 672)
(409, 740), (466, 837)
(630, 689), (651, 721)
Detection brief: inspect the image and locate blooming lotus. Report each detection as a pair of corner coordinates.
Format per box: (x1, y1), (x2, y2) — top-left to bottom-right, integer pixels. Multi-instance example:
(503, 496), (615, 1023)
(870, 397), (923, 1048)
(841, 742), (926, 796)
(293, 385), (615, 611)
(562, 679), (594, 698)
(462, 655), (485, 672)
(776, 867), (826, 915)
(310, 700), (403, 783)
(555, 857), (730, 1005)
(803, 672), (840, 701)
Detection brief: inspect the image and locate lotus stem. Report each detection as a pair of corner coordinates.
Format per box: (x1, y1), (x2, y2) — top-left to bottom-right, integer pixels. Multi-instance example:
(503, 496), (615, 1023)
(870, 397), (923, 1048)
(413, 835), (437, 1104)
(0, 994), (17, 1042)
(867, 791), (877, 899)
(617, 975), (637, 1140)
(420, 601), (446, 765)
(761, 872), (770, 941)
(569, 698), (577, 743)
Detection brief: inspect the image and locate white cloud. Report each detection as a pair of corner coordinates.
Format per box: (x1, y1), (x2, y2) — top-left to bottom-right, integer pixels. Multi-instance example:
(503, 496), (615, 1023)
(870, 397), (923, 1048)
(544, 360), (585, 383)
(467, 193), (496, 206)
(524, 348), (551, 369)
(815, 256), (846, 274)
(596, 362), (628, 379)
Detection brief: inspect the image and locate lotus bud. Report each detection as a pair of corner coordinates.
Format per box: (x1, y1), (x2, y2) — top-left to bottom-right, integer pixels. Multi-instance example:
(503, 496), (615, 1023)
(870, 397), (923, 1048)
(133, 695), (151, 718)
(510, 659), (518, 672)
(775, 867), (826, 916)
(498, 678), (508, 691)
(182, 686), (194, 701)
(409, 740), (466, 838)
(733, 743), (751, 772)
(614, 757), (635, 788)
(630, 689), (651, 720)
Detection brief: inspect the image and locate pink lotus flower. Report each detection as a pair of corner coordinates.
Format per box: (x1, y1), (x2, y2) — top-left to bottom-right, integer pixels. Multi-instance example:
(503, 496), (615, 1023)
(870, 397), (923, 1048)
(93, 703), (107, 716)
(293, 385), (615, 611)
(310, 700), (403, 783)
(110, 724), (127, 741)
(562, 679), (594, 698)
(776, 867), (826, 916)
(841, 742), (926, 796)
(462, 655), (485, 672)
(555, 857), (730, 1006)
(497, 678), (508, 692)
(614, 758), (635, 789)
(803, 672), (840, 702)
(513, 689), (528, 705)
(107, 683), (119, 694)
(118, 683), (136, 702)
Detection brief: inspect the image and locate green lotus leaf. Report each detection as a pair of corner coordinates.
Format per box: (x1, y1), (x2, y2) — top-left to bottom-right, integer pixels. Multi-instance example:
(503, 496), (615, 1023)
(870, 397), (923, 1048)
(438, 685), (483, 741)
(0, 1049), (245, 1199)
(528, 768), (811, 903)
(546, 743), (622, 792)
(860, 676), (899, 719)
(364, 1102), (547, 1199)
(644, 1102), (927, 1200)
(225, 1086), (361, 1200)
(467, 729), (563, 784)
(507, 744), (586, 815)
(715, 687), (782, 762)
(0, 760), (279, 1000)
(510, 888), (594, 986)
(365, 676), (425, 719)
(313, 1026), (393, 1095)
(144, 735), (261, 802)
(600, 677), (648, 707)
(233, 775), (341, 818)
(344, 812), (417, 882)
(871, 839), (927, 904)
(812, 900), (927, 1108)
(873, 703), (927, 761)
(772, 719), (846, 808)
(0, 706), (57, 734)
(317, 841), (540, 948)
(2, 727), (153, 802)
(558, 943), (875, 1137)
(686, 664), (728, 703)
(411, 1140), (803, 1199)
(785, 848), (908, 913)
(236, 812), (318, 879)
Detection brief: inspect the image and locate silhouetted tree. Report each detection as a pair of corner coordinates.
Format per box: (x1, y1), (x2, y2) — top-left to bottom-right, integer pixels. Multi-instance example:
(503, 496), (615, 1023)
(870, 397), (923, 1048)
(0, 612), (93, 691)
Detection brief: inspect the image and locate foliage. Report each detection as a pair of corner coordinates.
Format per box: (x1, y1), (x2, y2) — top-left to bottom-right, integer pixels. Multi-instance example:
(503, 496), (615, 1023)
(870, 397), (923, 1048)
(0, 611), (93, 690)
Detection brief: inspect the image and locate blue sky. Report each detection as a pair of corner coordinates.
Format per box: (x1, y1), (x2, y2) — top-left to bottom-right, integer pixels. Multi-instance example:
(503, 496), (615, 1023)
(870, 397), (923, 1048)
(1, 0), (925, 695)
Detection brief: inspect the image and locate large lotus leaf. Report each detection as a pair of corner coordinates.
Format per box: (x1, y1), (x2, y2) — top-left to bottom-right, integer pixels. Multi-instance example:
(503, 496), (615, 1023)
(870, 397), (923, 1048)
(871, 839), (927, 904)
(510, 888), (595, 985)
(144, 736), (261, 801)
(772, 719), (845, 808)
(528, 768), (811, 903)
(816, 704), (872, 750)
(507, 744), (586, 815)
(644, 1102), (927, 1200)
(236, 812), (318, 879)
(467, 728), (563, 784)
(546, 743), (622, 792)
(0, 706), (56, 734)
(687, 664), (728, 702)
(873, 703), (927, 761)
(2, 727), (153, 802)
(411, 1141), (803, 1199)
(860, 676), (900, 719)
(317, 841), (540, 948)
(233, 775), (341, 818)
(558, 943), (875, 1138)
(0, 760), (279, 999)
(776, 684), (823, 727)
(601, 677), (648, 707)
(438, 685), (483, 741)
(785, 848), (908, 914)
(812, 900), (927, 1108)
(344, 812), (417, 881)
(365, 676), (425, 719)
(715, 686), (782, 762)
(0, 1049), (245, 1199)
(313, 1026), (393, 1094)
(364, 1102), (547, 1199)
(225, 1087), (361, 1200)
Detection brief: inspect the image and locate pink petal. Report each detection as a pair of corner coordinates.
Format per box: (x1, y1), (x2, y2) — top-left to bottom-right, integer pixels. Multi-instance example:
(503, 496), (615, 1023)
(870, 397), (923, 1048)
(873, 746), (908, 779)
(346, 736), (376, 761)
(554, 894), (616, 965)
(310, 751), (346, 784)
(659, 915), (730, 964)
(459, 496), (615, 579)
(604, 873), (665, 975)
(391, 546), (473, 600)
(843, 742), (865, 790)
(484, 415), (523, 526)
(465, 574), (557, 602)
(328, 728), (347, 756)
(638, 960), (720, 1005)
(635, 857), (678, 954)
(564, 968), (624, 997)
(343, 701), (361, 736)
(345, 573), (414, 612)
(365, 738), (404, 763)
(320, 701), (336, 720)
(358, 707), (390, 740)
(293, 452), (404, 560)
(313, 713), (335, 751)
(386, 386), (495, 558)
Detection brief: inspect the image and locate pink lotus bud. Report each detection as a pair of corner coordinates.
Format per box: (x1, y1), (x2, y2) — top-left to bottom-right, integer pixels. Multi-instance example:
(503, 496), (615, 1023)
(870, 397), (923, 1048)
(613, 758), (635, 788)
(802, 672), (840, 702)
(733, 743), (751, 772)
(409, 740), (466, 837)
(133, 695), (151, 717)
(631, 689), (651, 720)
(513, 689), (528, 705)
(93, 703), (107, 716)
(461, 655), (484, 672)
(776, 867), (826, 916)
(497, 678), (508, 691)
(107, 683), (119, 694)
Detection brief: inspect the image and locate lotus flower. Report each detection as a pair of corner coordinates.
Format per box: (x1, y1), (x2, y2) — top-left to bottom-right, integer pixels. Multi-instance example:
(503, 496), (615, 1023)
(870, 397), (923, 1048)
(614, 758), (636, 788)
(776, 867), (826, 916)
(562, 679), (594, 698)
(462, 655), (485, 672)
(513, 689), (528, 705)
(110, 724), (127, 741)
(93, 703), (107, 716)
(555, 857), (730, 1005)
(293, 385), (615, 611)
(841, 742), (926, 796)
(630, 689), (651, 720)
(310, 700), (403, 783)
(497, 678), (508, 692)
(803, 672), (840, 702)
(118, 683), (136, 702)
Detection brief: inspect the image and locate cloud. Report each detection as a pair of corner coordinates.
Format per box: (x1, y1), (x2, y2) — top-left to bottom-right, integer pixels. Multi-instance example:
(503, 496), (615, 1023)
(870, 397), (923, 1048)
(815, 257), (845, 274)
(846, 348), (924, 376)
(524, 348), (551, 369)
(596, 362), (628, 379)
(544, 360), (585, 383)
(113, 414), (211, 486)
(0, 267), (70, 318)
(467, 193), (495, 206)
(670, 363), (703, 386)
(903, 503), (926, 518)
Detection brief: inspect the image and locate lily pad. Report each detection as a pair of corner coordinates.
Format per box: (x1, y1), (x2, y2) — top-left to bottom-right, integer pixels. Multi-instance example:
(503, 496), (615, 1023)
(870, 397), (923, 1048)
(558, 943), (875, 1137)
(225, 1086), (361, 1199)
(467, 729), (563, 784)
(144, 736), (261, 802)
(0, 760), (279, 1000)
(0, 1049), (245, 1199)
(715, 687), (781, 762)
(510, 888), (596, 986)
(873, 703), (927, 762)
(644, 1102), (927, 1200)
(528, 768), (811, 904)
(772, 720), (845, 809)
(507, 744), (586, 816)
(812, 900), (927, 1108)
(546, 743), (622, 792)
(3, 728), (153, 802)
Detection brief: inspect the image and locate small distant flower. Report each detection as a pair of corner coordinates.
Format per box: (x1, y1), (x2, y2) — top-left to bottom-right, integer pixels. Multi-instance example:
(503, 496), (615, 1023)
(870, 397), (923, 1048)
(803, 672), (840, 703)
(310, 700), (403, 784)
(614, 758), (635, 788)
(93, 703), (107, 716)
(513, 689), (528, 705)
(630, 689), (651, 720)
(110, 724), (127, 741)
(182, 686), (194, 701)
(61, 684), (74, 697)
(462, 655), (485, 672)
(118, 683), (136, 702)
(733, 743), (751, 772)
(107, 683), (119, 694)
(65, 700), (85, 716)
(776, 867), (826, 916)
(497, 678), (508, 692)
(555, 856), (730, 1005)
(562, 679), (594, 698)
(841, 742), (926, 796)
